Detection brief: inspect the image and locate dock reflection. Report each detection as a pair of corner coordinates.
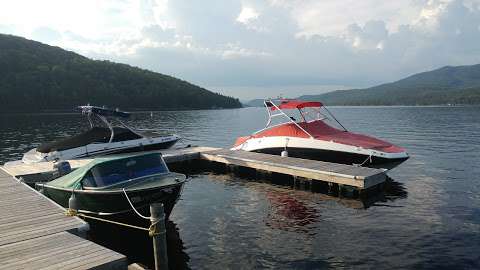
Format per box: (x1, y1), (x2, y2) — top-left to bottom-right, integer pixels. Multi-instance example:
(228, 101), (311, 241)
(199, 167), (408, 210)
(259, 177), (406, 232)
(199, 171), (407, 236)
(86, 219), (190, 270)
(171, 159), (408, 211)
(364, 176), (408, 208)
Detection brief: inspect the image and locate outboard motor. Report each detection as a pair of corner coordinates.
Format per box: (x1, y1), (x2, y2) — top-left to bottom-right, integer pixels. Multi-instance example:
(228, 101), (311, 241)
(52, 160), (72, 178)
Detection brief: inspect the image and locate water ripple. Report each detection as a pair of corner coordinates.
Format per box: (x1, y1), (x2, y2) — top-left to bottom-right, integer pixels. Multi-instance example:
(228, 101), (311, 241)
(1, 106), (479, 269)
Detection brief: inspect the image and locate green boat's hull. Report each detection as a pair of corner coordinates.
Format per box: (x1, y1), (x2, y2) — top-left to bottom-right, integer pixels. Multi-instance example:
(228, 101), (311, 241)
(38, 181), (184, 219)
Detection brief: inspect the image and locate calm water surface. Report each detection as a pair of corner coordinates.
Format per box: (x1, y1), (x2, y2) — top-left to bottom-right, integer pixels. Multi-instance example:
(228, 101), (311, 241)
(1, 106), (479, 269)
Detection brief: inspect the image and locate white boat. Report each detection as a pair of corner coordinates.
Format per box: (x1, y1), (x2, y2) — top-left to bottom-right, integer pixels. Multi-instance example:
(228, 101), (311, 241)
(232, 99), (409, 169)
(14, 105), (180, 164)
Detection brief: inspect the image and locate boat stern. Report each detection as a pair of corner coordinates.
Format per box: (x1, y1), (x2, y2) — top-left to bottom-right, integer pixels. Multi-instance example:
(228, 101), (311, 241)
(21, 148), (51, 164)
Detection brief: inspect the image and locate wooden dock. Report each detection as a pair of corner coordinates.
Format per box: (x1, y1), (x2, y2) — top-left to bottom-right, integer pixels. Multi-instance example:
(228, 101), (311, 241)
(0, 169), (127, 270)
(2, 146), (386, 190)
(1, 146), (217, 181)
(0, 146), (387, 268)
(200, 149), (386, 189)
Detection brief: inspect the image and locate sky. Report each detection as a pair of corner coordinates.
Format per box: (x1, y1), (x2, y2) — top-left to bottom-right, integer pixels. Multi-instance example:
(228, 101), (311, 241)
(1, 0), (480, 100)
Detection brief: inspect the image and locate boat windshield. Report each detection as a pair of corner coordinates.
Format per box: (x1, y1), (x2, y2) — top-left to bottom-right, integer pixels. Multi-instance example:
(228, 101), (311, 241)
(82, 154), (168, 188)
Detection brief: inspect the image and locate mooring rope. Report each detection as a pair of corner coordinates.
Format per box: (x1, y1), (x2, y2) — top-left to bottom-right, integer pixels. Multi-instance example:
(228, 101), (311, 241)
(122, 188), (151, 220)
(356, 154), (373, 167)
(67, 210), (163, 237)
(77, 212), (149, 231)
(64, 188), (165, 236)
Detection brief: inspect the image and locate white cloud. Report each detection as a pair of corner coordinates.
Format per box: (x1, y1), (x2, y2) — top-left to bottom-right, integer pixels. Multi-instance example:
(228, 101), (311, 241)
(346, 21), (389, 50)
(221, 43), (271, 59)
(237, 6), (259, 24)
(1, 0), (480, 99)
(270, 0), (422, 37)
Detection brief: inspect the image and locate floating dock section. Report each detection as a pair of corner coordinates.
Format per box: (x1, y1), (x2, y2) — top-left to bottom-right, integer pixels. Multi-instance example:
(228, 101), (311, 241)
(0, 169), (126, 270)
(2, 146), (387, 190)
(200, 149), (386, 189)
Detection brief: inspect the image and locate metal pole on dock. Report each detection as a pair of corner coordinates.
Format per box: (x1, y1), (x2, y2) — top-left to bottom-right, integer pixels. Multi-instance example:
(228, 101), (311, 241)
(150, 203), (168, 270)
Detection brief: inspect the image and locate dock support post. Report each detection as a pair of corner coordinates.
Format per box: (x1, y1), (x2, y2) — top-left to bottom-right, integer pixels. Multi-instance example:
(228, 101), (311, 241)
(150, 203), (168, 270)
(328, 182), (334, 194)
(338, 184), (344, 197)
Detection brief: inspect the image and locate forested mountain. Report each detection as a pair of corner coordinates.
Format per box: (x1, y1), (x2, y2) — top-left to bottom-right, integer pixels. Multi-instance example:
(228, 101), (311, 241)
(243, 99), (265, 107)
(0, 34), (241, 112)
(298, 64), (480, 105)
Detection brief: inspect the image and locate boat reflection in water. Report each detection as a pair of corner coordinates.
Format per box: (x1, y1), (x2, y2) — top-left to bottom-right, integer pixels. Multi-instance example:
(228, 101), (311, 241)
(264, 189), (319, 233)
(258, 177), (406, 232)
(202, 170), (407, 233)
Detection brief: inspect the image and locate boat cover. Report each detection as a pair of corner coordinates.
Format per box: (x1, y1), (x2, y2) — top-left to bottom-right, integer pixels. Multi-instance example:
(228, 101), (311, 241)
(37, 127), (142, 153)
(235, 120), (404, 153)
(268, 100), (323, 111)
(45, 153), (166, 189)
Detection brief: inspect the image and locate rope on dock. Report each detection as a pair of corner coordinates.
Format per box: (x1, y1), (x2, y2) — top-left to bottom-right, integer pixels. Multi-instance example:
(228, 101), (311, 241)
(64, 187), (165, 237)
(75, 211), (148, 231)
(66, 209), (163, 237)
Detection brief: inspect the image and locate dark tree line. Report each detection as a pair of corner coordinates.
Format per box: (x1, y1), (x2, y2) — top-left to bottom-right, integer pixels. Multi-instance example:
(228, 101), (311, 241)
(299, 65), (480, 106)
(301, 86), (480, 106)
(0, 34), (242, 112)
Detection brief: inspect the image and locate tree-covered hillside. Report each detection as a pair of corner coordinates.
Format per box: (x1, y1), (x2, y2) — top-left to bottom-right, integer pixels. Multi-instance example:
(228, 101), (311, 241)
(299, 65), (480, 105)
(0, 34), (241, 112)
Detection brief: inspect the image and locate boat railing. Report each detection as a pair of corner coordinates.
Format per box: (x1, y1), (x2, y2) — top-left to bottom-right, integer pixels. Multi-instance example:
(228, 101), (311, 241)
(96, 114), (116, 143)
(268, 99), (347, 132)
(252, 122), (292, 135)
(260, 99), (315, 138)
(79, 105), (181, 141)
(117, 118), (149, 139)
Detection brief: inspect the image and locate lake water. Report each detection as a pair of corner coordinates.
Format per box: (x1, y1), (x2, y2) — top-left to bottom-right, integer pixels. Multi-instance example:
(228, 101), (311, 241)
(1, 106), (479, 269)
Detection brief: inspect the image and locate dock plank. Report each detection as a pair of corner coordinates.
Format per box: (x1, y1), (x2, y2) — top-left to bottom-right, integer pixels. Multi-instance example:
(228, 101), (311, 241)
(2, 146), (386, 191)
(0, 220), (83, 246)
(200, 149), (386, 189)
(1, 209), (62, 224)
(0, 170), (126, 269)
(1, 146), (218, 178)
(0, 232), (126, 270)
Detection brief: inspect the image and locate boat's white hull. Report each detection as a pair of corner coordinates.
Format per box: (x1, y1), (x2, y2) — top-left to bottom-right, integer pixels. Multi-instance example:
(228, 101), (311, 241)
(231, 136), (409, 169)
(20, 135), (180, 164)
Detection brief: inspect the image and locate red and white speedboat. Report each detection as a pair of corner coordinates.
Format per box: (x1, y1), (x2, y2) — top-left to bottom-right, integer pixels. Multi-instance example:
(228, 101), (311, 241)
(232, 99), (409, 169)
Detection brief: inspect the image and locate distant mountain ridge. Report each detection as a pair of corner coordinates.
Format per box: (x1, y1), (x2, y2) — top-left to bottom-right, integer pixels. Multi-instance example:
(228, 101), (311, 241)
(0, 34), (241, 112)
(298, 64), (480, 105)
(243, 99), (265, 107)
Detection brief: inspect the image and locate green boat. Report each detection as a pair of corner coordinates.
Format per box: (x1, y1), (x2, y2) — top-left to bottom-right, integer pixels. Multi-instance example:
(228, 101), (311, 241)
(36, 152), (186, 219)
